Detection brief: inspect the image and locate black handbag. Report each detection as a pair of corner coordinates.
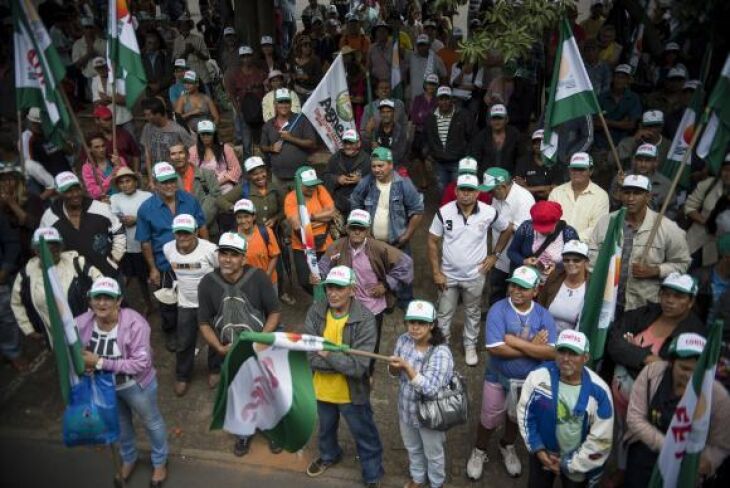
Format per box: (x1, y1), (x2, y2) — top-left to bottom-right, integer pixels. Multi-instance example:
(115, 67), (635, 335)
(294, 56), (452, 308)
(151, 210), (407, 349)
(415, 346), (469, 431)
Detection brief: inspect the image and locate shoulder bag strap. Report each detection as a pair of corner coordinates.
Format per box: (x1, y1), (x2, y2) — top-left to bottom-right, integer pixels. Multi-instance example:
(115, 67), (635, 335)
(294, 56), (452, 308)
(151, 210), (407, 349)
(531, 220), (566, 259)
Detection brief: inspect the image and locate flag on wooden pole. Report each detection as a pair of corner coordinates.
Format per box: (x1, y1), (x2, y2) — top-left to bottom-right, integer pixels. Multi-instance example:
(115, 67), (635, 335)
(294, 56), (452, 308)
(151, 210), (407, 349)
(107, 0), (147, 110)
(697, 54), (730, 175)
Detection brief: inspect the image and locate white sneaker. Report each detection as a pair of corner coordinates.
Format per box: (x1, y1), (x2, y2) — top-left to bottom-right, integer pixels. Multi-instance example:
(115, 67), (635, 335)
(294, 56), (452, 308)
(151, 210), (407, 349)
(499, 443), (522, 477)
(464, 346), (478, 366)
(466, 447), (488, 480)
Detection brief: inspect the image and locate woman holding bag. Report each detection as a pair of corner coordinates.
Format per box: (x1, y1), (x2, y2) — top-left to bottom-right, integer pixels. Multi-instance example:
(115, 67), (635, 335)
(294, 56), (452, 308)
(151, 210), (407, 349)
(78, 277), (169, 487)
(389, 300), (454, 488)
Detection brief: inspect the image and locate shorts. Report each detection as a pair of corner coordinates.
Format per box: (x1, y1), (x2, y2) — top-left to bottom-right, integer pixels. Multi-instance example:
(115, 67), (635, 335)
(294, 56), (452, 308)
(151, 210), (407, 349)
(120, 252), (148, 280)
(480, 380), (507, 429)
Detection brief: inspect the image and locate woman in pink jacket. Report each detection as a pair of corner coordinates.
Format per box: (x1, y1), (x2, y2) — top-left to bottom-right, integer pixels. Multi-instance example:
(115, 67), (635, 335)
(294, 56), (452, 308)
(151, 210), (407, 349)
(81, 133), (128, 201)
(188, 120), (241, 195)
(78, 277), (168, 487)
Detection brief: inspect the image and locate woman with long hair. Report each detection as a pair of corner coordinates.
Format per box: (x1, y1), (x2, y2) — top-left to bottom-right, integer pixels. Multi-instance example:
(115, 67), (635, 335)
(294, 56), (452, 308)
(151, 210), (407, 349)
(81, 133), (128, 201)
(290, 35), (323, 104)
(188, 120), (241, 195)
(174, 70), (220, 132)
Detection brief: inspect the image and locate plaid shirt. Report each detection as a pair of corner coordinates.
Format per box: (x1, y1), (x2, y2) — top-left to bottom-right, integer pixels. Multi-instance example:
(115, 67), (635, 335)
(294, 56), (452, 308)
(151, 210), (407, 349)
(392, 334), (454, 427)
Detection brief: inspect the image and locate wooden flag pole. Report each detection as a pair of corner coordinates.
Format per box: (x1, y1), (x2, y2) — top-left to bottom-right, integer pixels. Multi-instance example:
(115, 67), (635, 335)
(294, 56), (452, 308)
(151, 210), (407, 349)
(58, 89), (92, 170)
(110, 69), (119, 158)
(639, 108), (709, 264)
(597, 111), (625, 175)
(17, 111), (25, 173)
(346, 348), (392, 362)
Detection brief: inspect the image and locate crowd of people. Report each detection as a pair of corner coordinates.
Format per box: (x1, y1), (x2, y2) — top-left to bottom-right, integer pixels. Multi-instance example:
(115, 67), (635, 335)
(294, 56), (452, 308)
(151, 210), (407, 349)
(1, 0), (730, 487)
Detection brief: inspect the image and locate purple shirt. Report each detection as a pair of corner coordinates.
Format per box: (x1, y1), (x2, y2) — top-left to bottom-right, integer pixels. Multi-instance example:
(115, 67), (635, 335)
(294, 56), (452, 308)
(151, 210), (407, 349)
(350, 241), (387, 315)
(409, 94), (438, 131)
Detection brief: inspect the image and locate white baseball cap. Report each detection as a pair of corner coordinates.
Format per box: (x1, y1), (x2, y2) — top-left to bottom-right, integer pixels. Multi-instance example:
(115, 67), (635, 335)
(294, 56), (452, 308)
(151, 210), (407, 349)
(268, 69), (284, 80)
(275, 88), (292, 102)
(90, 276), (122, 298)
(562, 239), (589, 258)
(173, 58), (187, 69)
(456, 173), (480, 190)
(404, 300), (437, 323)
(683, 80), (700, 91)
(183, 70), (197, 83)
(342, 129), (359, 143)
(458, 157), (478, 174)
(172, 214), (197, 233)
(244, 156), (266, 173)
(197, 120), (216, 133)
(238, 45), (254, 56)
(661, 272), (698, 296)
(531, 129), (545, 140)
(635, 143), (658, 159)
(621, 174), (652, 191)
(507, 266), (540, 289)
(664, 41), (680, 52)
(234, 198), (256, 214)
(416, 34), (430, 45)
(153, 162), (178, 182)
(322, 265), (355, 287)
(614, 64), (632, 75)
(26, 107), (42, 123)
(668, 332), (706, 358)
(424, 73), (439, 85)
(218, 232), (247, 254)
(642, 110), (664, 126)
(223, 27), (236, 36)
(556, 330), (590, 355)
(298, 166), (322, 187)
(92, 57), (106, 68)
(668, 65), (688, 79)
(347, 209), (371, 228)
(260, 35), (273, 45)
(32, 227), (63, 245)
(437, 86), (452, 97)
(569, 152), (593, 169)
(55, 171), (81, 192)
(378, 99), (395, 110)
(490, 104), (507, 118)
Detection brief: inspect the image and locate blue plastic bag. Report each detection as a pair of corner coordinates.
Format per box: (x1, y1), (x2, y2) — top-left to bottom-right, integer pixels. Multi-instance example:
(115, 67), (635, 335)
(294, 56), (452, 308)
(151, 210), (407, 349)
(62, 372), (120, 446)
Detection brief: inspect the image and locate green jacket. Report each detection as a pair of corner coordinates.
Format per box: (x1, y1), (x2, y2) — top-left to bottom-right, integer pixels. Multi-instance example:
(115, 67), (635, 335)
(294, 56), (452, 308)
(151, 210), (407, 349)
(177, 165), (220, 226)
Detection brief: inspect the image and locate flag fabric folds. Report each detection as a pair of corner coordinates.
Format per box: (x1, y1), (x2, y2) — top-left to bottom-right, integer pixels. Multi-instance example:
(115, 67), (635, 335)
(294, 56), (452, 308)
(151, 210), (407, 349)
(210, 332), (318, 453)
(697, 54), (730, 175)
(661, 80), (704, 186)
(578, 208), (625, 368)
(39, 237), (86, 403)
(12, 0), (71, 144)
(300, 54), (356, 153)
(648, 320), (723, 488)
(391, 33), (403, 100)
(241, 332), (349, 352)
(107, 0), (147, 110)
(541, 17), (601, 166)
(295, 167), (325, 301)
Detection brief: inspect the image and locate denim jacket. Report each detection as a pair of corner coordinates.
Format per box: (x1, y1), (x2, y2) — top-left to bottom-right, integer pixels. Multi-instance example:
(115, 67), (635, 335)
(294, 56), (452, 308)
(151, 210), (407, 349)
(349, 172), (424, 244)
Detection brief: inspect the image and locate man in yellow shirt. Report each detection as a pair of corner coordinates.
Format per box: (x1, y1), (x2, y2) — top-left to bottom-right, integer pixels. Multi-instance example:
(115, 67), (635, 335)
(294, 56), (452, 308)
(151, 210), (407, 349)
(304, 266), (383, 487)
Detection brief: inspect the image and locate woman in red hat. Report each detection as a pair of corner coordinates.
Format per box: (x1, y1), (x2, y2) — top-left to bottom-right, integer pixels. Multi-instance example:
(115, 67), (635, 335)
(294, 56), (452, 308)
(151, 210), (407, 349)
(507, 200), (579, 282)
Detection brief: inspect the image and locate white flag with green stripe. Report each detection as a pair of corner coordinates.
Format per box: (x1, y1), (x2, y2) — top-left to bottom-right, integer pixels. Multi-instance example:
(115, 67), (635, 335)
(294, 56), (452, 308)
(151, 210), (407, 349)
(108, 0), (147, 110)
(648, 321), (722, 488)
(541, 17), (601, 166)
(12, 0), (71, 144)
(697, 54), (730, 175)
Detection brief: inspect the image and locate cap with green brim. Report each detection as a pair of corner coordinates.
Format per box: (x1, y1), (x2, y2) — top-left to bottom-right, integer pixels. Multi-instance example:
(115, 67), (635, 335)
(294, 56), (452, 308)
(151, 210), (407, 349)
(172, 214), (197, 233)
(668, 332), (706, 358)
(218, 232), (248, 253)
(661, 272), (698, 296)
(479, 167), (511, 191)
(347, 209), (371, 228)
(234, 198), (256, 214)
(506, 265), (540, 289)
(371, 147), (393, 162)
(556, 330), (590, 355)
(404, 300), (436, 323)
(635, 143), (658, 159)
(322, 265), (355, 287)
(569, 152), (593, 169)
(32, 227), (63, 246)
(621, 174), (652, 192)
(298, 166), (323, 187)
(55, 171), (81, 192)
(275, 88), (292, 102)
(457, 157), (478, 175)
(153, 162), (178, 182)
(197, 120), (215, 133)
(89, 276), (122, 298)
(457, 174), (479, 190)
(0, 161), (23, 177)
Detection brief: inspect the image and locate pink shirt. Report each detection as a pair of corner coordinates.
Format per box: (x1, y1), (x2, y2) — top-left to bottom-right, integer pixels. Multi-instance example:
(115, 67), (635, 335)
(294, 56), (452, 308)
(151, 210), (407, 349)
(350, 241), (387, 315)
(81, 156), (128, 199)
(188, 143), (242, 194)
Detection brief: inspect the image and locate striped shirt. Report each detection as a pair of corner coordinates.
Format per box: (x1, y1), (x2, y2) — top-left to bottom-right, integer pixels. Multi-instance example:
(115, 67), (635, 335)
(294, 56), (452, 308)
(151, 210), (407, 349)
(393, 333), (454, 427)
(435, 107), (455, 147)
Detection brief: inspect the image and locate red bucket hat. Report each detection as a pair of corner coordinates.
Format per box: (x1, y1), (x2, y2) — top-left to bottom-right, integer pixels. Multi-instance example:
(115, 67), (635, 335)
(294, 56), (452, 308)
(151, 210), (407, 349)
(93, 105), (113, 119)
(531, 201), (563, 234)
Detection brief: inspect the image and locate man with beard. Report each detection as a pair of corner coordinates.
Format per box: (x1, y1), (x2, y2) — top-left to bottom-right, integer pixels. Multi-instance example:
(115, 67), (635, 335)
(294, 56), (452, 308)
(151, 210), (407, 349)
(517, 330), (614, 488)
(323, 129), (371, 216)
(362, 99), (409, 167)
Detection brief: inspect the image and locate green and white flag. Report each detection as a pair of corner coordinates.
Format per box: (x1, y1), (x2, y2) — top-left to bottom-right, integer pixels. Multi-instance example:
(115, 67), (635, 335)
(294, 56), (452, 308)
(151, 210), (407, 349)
(391, 32), (403, 100)
(108, 0), (147, 110)
(541, 17), (601, 166)
(578, 208), (625, 368)
(697, 54), (730, 175)
(648, 320), (722, 488)
(39, 237), (86, 404)
(12, 0), (71, 144)
(210, 332), (339, 452)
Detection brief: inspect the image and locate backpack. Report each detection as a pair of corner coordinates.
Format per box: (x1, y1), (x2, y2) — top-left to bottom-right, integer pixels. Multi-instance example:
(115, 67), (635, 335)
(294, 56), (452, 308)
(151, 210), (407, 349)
(209, 267), (265, 344)
(67, 256), (94, 317)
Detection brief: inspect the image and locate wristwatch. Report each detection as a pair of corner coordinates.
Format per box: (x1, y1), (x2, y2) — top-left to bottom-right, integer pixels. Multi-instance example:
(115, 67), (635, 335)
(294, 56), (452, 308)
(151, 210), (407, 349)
(95, 357), (104, 371)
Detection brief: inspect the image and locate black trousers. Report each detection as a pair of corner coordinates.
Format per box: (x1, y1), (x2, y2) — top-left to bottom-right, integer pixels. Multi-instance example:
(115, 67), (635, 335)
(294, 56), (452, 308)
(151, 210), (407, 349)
(158, 270), (178, 335)
(368, 313), (385, 376)
(175, 307), (199, 381)
(527, 454), (589, 488)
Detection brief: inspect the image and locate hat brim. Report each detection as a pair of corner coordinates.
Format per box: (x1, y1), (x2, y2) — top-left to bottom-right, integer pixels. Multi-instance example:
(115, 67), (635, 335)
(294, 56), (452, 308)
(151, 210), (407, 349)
(245, 164), (266, 173)
(342, 137), (359, 143)
(114, 172), (141, 184)
(234, 208), (256, 214)
(155, 174), (179, 183)
(533, 221), (558, 234)
(506, 277), (537, 289)
(404, 315), (433, 323)
(90, 290), (121, 298)
(457, 184), (479, 191)
(568, 164), (591, 170)
(172, 226), (196, 233)
(671, 349), (703, 358)
(302, 179), (323, 187)
(347, 220), (370, 228)
(661, 283), (696, 296)
(57, 182), (81, 192)
(620, 184), (650, 192)
(275, 97), (292, 103)
(556, 344), (587, 355)
(562, 251), (589, 259)
(218, 245), (246, 254)
(478, 183), (497, 192)
(490, 113), (507, 119)
(321, 279), (352, 287)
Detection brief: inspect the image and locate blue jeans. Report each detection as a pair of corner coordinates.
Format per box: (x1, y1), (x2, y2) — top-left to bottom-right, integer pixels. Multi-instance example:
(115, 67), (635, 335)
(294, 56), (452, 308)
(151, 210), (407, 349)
(435, 161), (458, 195)
(317, 400), (384, 483)
(234, 112), (253, 159)
(116, 378), (169, 468)
(0, 285), (21, 360)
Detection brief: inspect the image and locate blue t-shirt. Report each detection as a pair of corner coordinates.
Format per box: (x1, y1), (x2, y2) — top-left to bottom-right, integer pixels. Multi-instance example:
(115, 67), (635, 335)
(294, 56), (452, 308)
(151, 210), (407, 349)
(485, 298), (556, 382)
(169, 82), (185, 106)
(135, 190), (206, 271)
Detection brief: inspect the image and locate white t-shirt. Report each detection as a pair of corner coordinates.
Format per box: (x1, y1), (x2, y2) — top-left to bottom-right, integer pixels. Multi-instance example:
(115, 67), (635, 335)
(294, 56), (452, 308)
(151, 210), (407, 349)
(91, 76), (134, 125)
(548, 281), (586, 333)
(163, 238), (218, 308)
(491, 184), (535, 272)
(372, 180), (392, 241)
(89, 321), (135, 390)
(429, 201), (509, 281)
(110, 190), (153, 253)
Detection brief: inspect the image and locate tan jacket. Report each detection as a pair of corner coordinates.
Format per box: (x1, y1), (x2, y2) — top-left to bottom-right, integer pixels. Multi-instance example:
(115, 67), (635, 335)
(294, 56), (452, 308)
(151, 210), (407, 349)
(589, 208), (690, 311)
(684, 177), (724, 266)
(625, 361), (730, 476)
